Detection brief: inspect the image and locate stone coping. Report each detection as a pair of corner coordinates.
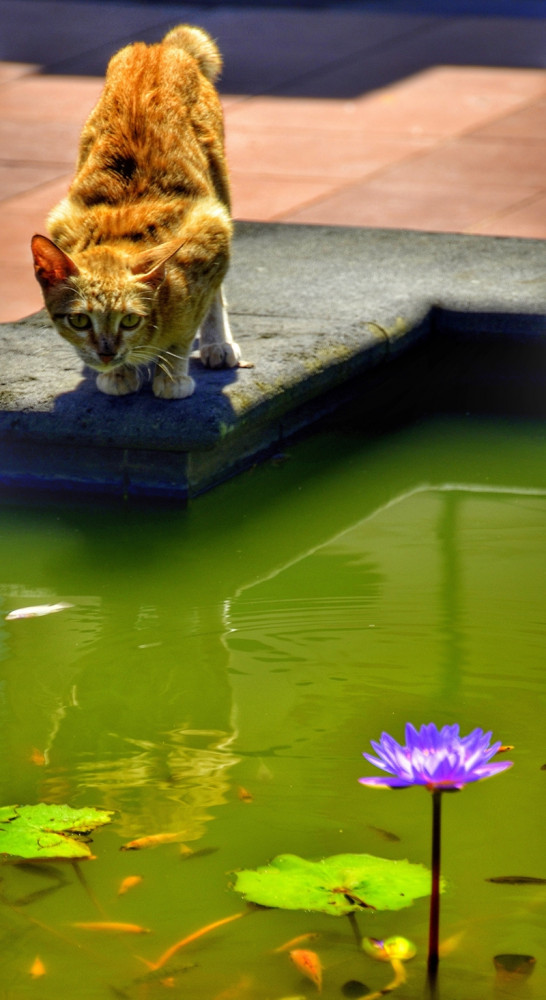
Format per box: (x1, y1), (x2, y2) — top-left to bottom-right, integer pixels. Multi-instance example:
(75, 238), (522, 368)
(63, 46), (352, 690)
(0, 222), (544, 500)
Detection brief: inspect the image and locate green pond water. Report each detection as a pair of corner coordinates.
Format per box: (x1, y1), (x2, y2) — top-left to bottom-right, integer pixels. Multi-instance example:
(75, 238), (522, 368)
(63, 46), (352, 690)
(0, 414), (544, 1000)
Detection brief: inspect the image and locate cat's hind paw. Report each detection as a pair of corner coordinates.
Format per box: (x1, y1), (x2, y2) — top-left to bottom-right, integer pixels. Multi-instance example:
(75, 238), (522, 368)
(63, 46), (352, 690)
(152, 372), (195, 399)
(96, 367), (142, 395)
(200, 340), (241, 369)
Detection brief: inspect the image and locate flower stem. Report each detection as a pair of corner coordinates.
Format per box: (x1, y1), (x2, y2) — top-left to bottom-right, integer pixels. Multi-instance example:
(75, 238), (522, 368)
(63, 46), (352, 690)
(347, 909), (361, 948)
(427, 790), (442, 985)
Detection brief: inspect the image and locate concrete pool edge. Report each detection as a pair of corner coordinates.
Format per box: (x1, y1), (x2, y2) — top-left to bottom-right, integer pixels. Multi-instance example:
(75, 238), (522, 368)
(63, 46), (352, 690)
(0, 222), (544, 500)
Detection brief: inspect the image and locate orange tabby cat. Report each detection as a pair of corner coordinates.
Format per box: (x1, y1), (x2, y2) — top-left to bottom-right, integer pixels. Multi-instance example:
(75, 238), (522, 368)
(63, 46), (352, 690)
(31, 25), (240, 398)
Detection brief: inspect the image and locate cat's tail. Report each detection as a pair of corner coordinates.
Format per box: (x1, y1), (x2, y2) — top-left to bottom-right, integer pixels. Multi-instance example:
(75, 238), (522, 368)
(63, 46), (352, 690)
(163, 25), (222, 82)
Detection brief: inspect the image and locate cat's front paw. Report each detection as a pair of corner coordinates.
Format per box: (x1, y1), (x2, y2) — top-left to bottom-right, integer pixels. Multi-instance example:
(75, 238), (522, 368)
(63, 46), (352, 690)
(200, 341), (241, 369)
(152, 373), (195, 399)
(96, 367), (141, 395)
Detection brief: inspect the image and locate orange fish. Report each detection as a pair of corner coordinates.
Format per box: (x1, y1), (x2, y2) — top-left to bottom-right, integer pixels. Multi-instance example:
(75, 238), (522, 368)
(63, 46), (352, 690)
(30, 747), (47, 766)
(120, 832), (186, 851)
(237, 787), (253, 802)
(150, 912), (246, 970)
(290, 949), (322, 992)
(213, 974), (255, 999)
(29, 956), (46, 977)
(70, 921), (150, 934)
(438, 930), (465, 957)
(274, 932), (320, 953)
(118, 875), (143, 896)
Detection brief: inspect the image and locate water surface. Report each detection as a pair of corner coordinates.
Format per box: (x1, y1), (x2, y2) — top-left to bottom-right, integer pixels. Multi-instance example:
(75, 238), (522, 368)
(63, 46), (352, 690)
(0, 415), (544, 998)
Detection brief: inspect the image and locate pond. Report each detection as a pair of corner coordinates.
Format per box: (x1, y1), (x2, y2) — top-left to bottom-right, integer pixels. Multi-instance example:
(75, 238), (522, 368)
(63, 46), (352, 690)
(0, 413), (544, 999)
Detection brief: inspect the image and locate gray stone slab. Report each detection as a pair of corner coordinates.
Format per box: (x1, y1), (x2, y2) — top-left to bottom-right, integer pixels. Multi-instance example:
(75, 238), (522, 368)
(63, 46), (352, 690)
(0, 223), (545, 500)
(0, 223), (546, 499)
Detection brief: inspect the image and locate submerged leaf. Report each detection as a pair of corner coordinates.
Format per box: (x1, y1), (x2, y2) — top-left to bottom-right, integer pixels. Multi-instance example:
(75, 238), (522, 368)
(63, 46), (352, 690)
(0, 804), (114, 861)
(493, 954), (536, 977)
(342, 981), (369, 998)
(233, 853), (433, 915)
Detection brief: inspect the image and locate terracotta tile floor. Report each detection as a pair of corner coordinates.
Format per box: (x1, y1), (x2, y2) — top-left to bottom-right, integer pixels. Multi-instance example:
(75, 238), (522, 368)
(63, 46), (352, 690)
(2, 59), (546, 323)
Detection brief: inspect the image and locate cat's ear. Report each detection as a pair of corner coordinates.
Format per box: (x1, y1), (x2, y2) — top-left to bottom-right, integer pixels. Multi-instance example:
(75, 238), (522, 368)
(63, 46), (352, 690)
(31, 235), (79, 289)
(130, 239), (185, 289)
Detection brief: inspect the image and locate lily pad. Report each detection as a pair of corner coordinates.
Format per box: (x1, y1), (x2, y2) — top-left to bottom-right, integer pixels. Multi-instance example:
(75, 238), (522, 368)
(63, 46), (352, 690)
(233, 852), (433, 915)
(0, 804), (114, 861)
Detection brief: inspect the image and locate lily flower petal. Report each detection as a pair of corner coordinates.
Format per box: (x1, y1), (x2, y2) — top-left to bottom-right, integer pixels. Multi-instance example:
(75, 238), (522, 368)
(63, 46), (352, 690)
(360, 723), (513, 791)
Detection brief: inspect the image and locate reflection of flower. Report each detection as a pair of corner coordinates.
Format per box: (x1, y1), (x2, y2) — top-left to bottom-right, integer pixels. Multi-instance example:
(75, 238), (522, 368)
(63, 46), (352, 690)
(359, 723), (513, 791)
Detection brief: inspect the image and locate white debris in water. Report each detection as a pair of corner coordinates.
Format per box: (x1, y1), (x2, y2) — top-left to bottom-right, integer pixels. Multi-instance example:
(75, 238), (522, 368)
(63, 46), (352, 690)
(5, 602), (74, 620)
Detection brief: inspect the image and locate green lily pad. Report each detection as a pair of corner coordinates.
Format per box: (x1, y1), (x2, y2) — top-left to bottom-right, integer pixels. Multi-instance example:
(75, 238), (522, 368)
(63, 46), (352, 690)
(233, 853), (433, 915)
(0, 804), (114, 861)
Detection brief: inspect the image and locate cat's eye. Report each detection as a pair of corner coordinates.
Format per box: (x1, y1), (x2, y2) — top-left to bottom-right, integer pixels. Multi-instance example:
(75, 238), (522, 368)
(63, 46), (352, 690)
(67, 313), (91, 331)
(120, 313), (142, 330)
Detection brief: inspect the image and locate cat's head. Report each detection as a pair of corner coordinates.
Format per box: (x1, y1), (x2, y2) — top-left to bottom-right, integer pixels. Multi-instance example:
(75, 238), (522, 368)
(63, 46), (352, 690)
(31, 234), (180, 372)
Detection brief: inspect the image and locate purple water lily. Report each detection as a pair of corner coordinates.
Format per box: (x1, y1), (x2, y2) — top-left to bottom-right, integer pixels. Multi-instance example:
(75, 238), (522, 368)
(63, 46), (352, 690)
(358, 722), (514, 986)
(359, 722), (513, 791)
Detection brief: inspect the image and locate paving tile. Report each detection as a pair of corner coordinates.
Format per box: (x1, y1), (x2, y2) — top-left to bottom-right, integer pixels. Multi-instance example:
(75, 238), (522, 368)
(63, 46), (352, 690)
(2, 2), (546, 324)
(416, 16), (546, 69)
(0, 163), (71, 201)
(225, 125), (433, 181)
(283, 15), (546, 97)
(281, 176), (543, 234)
(0, 0), (184, 70)
(225, 67), (546, 138)
(0, 120), (79, 165)
(0, 62), (38, 84)
(360, 135), (546, 188)
(148, 8), (439, 98)
(229, 172), (341, 222)
(43, 8), (439, 90)
(472, 192), (546, 238)
(0, 177), (72, 266)
(470, 98), (546, 140)
(0, 76), (102, 121)
(0, 264), (43, 323)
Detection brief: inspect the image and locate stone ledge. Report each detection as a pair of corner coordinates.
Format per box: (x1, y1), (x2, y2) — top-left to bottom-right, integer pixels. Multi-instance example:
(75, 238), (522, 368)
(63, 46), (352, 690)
(0, 223), (545, 500)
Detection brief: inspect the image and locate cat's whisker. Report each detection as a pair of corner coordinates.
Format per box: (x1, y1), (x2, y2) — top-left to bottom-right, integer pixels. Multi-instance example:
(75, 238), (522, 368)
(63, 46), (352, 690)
(129, 346), (177, 381)
(160, 349), (187, 362)
(132, 344), (157, 358)
(156, 355), (175, 373)
(131, 347), (161, 368)
(155, 359), (174, 380)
